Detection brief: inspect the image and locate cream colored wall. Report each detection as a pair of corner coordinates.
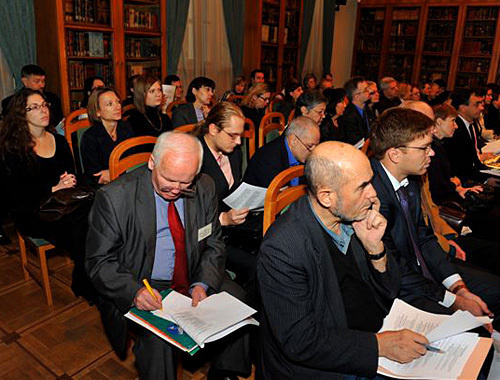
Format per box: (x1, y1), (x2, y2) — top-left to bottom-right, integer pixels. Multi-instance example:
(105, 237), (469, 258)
(331, 0), (358, 88)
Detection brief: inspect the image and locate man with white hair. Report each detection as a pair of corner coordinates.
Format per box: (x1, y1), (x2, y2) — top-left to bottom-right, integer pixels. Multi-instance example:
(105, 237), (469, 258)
(86, 132), (251, 380)
(374, 76), (401, 115)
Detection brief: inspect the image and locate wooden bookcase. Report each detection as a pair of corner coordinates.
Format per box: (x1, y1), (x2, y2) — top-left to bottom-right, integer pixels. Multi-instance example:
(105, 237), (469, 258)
(352, 0), (500, 90)
(34, 0), (167, 116)
(243, 0), (303, 92)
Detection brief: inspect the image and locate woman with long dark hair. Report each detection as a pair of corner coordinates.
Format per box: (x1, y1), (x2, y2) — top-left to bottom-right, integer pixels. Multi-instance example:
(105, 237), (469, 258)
(0, 88), (94, 300)
(320, 88), (347, 142)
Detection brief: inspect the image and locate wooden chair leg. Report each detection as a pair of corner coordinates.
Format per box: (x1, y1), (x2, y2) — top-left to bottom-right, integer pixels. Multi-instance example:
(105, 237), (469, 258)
(17, 232), (30, 281)
(176, 359), (183, 379)
(38, 247), (53, 307)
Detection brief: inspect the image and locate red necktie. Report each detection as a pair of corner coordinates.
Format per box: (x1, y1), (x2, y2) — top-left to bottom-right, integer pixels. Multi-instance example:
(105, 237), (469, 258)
(168, 201), (190, 295)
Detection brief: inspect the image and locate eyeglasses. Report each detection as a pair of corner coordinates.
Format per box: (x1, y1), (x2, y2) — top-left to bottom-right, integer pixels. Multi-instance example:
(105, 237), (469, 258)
(294, 134), (316, 152)
(159, 184), (197, 198)
(310, 108), (326, 116)
(354, 88), (370, 95)
(26, 102), (51, 112)
(369, 90), (379, 96)
(258, 95), (270, 102)
(397, 145), (433, 154)
(220, 129), (243, 140)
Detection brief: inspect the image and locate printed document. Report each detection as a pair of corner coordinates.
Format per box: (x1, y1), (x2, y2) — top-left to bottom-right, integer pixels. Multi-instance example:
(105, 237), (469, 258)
(223, 182), (267, 210)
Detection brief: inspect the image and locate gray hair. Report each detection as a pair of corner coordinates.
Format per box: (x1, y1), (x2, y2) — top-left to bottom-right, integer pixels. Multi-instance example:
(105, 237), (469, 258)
(379, 77), (397, 91)
(152, 132), (203, 173)
(305, 154), (345, 196)
(285, 115), (318, 138)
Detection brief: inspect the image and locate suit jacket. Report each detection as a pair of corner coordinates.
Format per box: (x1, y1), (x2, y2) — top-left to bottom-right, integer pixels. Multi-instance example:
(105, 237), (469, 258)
(371, 159), (456, 303)
(172, 102), (198, 127)
(243, 134), (290, 188)
(85, 166), (225, 355)
(443, 116), (487, 182)
(257, 195), (400, 379)
(338, 103), (369, 145)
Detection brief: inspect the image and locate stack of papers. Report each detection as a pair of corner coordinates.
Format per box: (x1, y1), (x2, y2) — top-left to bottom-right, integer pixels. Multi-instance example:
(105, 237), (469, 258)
(378, 299), (492, 379)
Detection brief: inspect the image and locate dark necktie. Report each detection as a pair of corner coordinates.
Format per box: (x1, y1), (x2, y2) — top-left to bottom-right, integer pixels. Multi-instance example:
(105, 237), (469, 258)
(168, 201), (190, 295)
(396, 186), (434, 280)
(363, 109), (370, 134)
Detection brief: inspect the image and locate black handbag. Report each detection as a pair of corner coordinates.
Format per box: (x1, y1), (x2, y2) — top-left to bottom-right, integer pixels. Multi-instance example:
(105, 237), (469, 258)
(439, 201), (466, 233)
(36, 186), (95, 222)
(463, 184), (494, 211)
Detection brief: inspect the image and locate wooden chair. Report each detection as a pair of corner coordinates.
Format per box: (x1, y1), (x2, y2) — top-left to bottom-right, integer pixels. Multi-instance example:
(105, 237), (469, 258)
(174, 123), (197, 134)
(243, 118), (256, 159)
(288, 109), (295, 125)
(121, 103), (135, 122)
(361, 138), (373, 158)
(109, 136), (157, 181)
(263, 165), (306, 235)
(166, 100), (187, 118)
(18, 232), (71, 306)
(64, 108), (92, 175)
(258, 112), (285, 148)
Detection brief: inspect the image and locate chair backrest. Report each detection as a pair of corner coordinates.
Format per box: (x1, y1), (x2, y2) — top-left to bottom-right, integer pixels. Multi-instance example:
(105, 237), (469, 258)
(64, 108), (92, 175)
(174, 123), (197, 133)
(361, 138), (372, 157)
(166, 100), (187, 118)
(288, 109), (295, 125)
(109, 136), (157, 181)
(121, 103), (135, 121)
(263, 165), (306, 235)
(258, 112), (285, 147)
(227, 95), (246, 104)
(243, 118), (256, 160)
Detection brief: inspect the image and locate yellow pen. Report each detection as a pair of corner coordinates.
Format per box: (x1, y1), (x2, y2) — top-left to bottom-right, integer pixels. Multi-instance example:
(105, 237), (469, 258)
(142, 279), (163, 311)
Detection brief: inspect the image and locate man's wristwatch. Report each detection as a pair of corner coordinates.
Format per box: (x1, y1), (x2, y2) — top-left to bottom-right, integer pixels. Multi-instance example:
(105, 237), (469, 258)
(367, 248), (386, 260)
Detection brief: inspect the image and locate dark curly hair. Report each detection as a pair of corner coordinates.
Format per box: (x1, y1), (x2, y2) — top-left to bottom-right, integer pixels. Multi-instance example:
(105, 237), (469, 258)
(0, 88), (47, 163)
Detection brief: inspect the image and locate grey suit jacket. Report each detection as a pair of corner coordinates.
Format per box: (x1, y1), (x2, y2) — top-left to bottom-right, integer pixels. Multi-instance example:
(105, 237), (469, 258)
(85, 166), (225, 355)
(257, 195), (400, 379)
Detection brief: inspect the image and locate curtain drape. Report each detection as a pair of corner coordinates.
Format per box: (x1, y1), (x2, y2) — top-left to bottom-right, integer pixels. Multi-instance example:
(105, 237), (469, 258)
(222, 0), (245, 78)
(0, 0), (36, 89)
(299, 0), (317, 80)
(0, 48), (15, 108)
(167, 0), (191, 74)
(302, 0), (324, 80)
(177, 0), (233, 97)
(323, 0), (336, 74)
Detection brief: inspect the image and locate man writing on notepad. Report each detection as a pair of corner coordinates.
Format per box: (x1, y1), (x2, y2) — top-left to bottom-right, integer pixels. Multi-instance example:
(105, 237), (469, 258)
(86, 132), (250, 380)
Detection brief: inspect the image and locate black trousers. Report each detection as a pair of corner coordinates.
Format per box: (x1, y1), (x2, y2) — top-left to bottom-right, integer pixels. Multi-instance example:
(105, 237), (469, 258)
(132, 276), (252, 380)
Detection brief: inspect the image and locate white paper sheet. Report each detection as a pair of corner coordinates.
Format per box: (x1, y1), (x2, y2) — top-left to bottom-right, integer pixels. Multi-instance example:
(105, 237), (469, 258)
(482, 140), (500, 155)
(153, 291), (258, 347)
(223, 182), (267, 210)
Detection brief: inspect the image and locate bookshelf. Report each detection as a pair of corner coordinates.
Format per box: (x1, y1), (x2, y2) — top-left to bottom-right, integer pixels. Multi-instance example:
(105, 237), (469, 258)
(352, 8), (386, 81)
(34, 0), (167, 115)
(352, 1), (500, 90)
(243, 0), (303, 92)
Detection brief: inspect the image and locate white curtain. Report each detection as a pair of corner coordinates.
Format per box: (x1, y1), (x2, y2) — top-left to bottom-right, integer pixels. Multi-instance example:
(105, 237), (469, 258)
(177, 0), (233, 99)
(301, 0), (324, 81)
(0, 48), (15, 114)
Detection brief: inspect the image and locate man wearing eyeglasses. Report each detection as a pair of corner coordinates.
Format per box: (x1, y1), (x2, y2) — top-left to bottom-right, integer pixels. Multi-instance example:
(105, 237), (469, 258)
(370, 107), (500, 329)
(243, 116), (320, 188)
(338, 76), (372, 146)
(86, 132), (251, 380)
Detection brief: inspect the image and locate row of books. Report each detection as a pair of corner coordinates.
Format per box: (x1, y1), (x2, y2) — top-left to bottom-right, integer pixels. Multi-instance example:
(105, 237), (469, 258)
(428, 7), (458, 20)
(461, 40), (494, 55)
(357, 38), (382, 51)
(124, 6), (159, 30)
(458, 58), (490, 73)
(391, 23), (418, 37)
(126, 62), (161, 78)
(389, 39), (417, 52)
(262, 25), (279, 44)
(421, 56), (450, 71)
(464, 24), (497, 38)
(426, 23), (455, 39)
(64, 0), (111, 25)
(467, 7), (498, 21)
(68, 61), (113, 89)
(423, 39), (453, 54)
(67, 31), (112, 57)
(361, 9), (385, 22)
(392, 9), (419, 21)
(125, 38), (160, 58)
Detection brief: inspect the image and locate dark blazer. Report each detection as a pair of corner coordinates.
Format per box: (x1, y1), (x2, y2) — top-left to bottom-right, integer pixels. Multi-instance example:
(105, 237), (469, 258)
(172, 102), (198, 127)
(199, 137), (242, 211)
(338, 103), (369, 145)
(243, 134), (289, 188)
(371, 159), (457, 303)
(257, 195), (400, 379)
(85, 166), (225, 355)
(485, 104), (500, 135)
(373, 94), (401, 115)
(443, 116), (487, 182)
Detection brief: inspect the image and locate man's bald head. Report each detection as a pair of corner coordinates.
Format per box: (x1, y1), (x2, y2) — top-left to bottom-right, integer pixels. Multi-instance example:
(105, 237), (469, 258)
(305, 141), (369, 195)
(400, 100), (435, 120)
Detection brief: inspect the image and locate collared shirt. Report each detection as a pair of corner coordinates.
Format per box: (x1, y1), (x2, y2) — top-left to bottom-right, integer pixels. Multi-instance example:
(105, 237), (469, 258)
(308, 197), (355, 254)
(151, 191), (185, 280)
(195, 106), (204, 122)
(285, 136), (300, 186)
(354, 104), (365, 118)
(380, 162), (460, 307)
(207, 142), (234, 189)
(459, 115), (474, 140)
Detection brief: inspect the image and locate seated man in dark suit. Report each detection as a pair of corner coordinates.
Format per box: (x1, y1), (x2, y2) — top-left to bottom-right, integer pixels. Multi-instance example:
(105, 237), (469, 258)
(338, 76), (371, 145)
(373, 77), (401, 115)
(85, 132), (251, 380)
(243, 116), (319, 187)
(258, 141), (429, 379)
(427, 79), (450, 107)
(370, 107), (500, 327)
(443, 89), (491, 183)
(172, 76), (215, 127)
(2, 64), (63, 125)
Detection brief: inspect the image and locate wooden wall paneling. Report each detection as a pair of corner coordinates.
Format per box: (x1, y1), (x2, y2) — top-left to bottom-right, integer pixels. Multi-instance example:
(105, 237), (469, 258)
(487, 8), (500, 84)
(277, 0), (286, 89)
(412, 4), (428, 84)
(243, 1), (263, 79)
(160, 0), (167, 83)
(350, 5), (363, 77)
(112, 0), (126, 99)
(446, 3), (466, 89)
(379, 6), (394, 79)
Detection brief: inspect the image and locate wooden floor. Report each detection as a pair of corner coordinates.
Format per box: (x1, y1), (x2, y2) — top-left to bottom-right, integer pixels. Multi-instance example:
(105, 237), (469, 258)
(0, 223), (255, 380)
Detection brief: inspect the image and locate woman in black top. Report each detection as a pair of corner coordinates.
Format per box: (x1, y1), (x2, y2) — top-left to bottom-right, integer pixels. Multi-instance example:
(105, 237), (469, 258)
(273, 81), (303, 123)
(125, 74), (173, 137)
(81, 87), (134, 186)
(240, 83), (271, 151)
(320, 88), (347, 142)
(0, 88), (94, 300)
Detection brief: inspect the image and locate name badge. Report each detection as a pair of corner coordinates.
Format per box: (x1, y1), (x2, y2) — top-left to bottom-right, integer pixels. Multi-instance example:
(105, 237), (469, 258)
(198, 223), (212, 242)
